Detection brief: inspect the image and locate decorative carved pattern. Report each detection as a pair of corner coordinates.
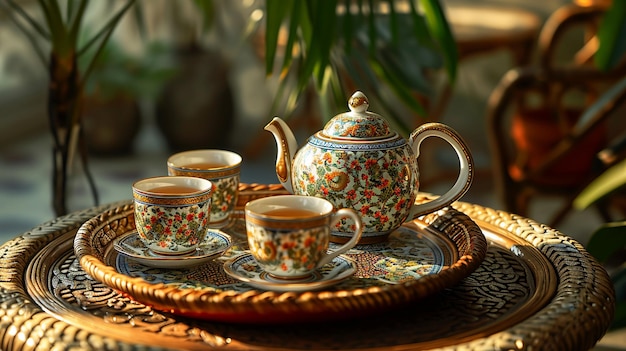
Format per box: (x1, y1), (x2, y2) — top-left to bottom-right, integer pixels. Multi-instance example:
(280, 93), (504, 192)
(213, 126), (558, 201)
(45, 243), (531, 350)
(452, 202), (616, 351)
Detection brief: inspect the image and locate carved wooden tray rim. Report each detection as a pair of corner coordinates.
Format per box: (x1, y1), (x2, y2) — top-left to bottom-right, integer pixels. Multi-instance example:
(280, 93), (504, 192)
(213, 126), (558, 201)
(74, 200), (488, 323)
(0, 185), (615, 350)
(26, 218), (553, 350)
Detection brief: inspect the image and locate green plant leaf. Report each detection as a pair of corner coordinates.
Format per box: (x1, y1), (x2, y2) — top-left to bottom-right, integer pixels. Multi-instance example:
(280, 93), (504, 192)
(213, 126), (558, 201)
(574, 158), (626, 210)
(340, 47), (421, 135)
(293, 1), (329, 91)
(341, 2), (354, 54)
(264, 0), (457, 127)
(79, 0), (136, 87)
(374, 22), (439, 93)
(386, 0), (398, 44)
(367, 0), (376, 57)
(1, 0), (49, 64)
(4, 0), (49, 39)
(192, 0), (215, 33)
(311, 0), (338, 89)
(341, 51), (385, 103)
(595, 0), (626, 71)
(67, 0), (88, 53)
(280, 0), (300, 74)
(418, 0), (457, 83)
(572, 76), (626, 208)
(370, 58), (427, 120)
(42, 0), (72, 56)
(81, 39), (177, 100)
(131, 0), (147, 40)
(265, 0), (289, 75)
(328, 62), (345, 108)
(408, 0), (432, 44)
(77, 1), (135, 56)
(586, 221), (626, 263)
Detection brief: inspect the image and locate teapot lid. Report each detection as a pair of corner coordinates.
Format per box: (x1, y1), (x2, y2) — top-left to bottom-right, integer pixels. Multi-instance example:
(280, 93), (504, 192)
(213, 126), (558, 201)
(321, 91), (396, 140)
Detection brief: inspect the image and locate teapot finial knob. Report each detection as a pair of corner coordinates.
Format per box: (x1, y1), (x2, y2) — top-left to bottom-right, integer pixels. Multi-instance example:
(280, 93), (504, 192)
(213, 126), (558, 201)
(348, 91), (369, 113)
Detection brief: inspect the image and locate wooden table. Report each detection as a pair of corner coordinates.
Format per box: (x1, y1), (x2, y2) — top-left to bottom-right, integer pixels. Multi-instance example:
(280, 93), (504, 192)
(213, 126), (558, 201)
(0, 184), (614, 350)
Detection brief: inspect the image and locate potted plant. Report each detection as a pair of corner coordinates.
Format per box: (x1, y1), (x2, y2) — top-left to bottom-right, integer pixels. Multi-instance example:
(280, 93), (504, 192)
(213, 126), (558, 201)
(81, 39), (176, 156)
(0, 0), (136, 216)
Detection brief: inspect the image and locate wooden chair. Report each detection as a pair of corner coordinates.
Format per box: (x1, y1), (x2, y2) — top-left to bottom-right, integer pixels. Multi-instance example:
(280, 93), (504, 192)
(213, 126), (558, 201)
(486, 3), (626, 227)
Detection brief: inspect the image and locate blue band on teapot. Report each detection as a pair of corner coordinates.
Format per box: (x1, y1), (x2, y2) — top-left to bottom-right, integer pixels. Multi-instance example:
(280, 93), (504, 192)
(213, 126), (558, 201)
(308, 133), (406, 151)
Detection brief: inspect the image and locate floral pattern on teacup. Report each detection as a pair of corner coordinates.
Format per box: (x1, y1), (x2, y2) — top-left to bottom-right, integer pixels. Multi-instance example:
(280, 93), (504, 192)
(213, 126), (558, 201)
(134, 201), (210, 255)
(209, 175), (239, 224)
(246, 222), (329, 278)
(292, 145), (419, 235)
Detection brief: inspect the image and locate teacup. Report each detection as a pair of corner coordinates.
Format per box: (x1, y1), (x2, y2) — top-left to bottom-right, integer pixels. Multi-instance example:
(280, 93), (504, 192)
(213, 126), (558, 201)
(245, 195), (363, 279)
(167, 149), (242, 228)
(132, 176), (212, 256)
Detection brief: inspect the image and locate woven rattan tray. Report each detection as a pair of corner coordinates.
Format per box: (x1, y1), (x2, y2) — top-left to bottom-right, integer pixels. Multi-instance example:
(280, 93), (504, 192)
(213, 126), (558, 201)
(0, 184), (615, 350)
(74, 188), (488, 323)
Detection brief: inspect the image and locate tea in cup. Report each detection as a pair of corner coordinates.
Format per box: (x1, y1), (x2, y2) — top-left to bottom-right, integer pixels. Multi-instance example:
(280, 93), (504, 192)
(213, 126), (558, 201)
(244, 195), (363, 279)
(167, 149), (242, 228)
(132, 176), (212, 256)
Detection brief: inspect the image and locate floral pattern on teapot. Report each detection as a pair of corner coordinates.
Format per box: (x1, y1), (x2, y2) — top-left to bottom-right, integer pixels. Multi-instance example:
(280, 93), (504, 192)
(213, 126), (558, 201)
(323, 115), (390, 139)
(293, 142), (419, 235)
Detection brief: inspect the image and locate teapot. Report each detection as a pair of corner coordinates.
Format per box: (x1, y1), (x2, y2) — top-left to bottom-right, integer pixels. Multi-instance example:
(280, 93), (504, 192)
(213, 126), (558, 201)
(265, 91), (474, 243)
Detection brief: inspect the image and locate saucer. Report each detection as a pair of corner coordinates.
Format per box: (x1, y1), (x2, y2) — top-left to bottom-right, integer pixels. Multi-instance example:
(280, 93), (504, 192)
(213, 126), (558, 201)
(223, 253), (357, 292)
(113, 230), (232, 269)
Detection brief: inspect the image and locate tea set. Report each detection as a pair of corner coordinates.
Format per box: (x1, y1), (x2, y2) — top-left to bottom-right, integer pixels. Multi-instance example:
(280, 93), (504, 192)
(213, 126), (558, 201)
(115, 91), (474, 292)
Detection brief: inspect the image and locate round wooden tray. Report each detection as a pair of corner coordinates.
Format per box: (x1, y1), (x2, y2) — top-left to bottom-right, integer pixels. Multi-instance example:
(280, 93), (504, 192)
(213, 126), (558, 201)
(0, 184), (615, 350)
(73, 195), (488, 323)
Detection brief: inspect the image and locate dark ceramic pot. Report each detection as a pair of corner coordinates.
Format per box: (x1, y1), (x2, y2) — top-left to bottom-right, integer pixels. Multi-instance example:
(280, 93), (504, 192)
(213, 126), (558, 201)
(82, 95), (141, 156)
(155, 46), (235, 152)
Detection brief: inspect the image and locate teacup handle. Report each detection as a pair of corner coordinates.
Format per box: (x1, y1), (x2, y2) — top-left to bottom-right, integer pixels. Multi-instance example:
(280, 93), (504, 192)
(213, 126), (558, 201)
(317, 208), (363, 268)
(408, 122), (474, 219)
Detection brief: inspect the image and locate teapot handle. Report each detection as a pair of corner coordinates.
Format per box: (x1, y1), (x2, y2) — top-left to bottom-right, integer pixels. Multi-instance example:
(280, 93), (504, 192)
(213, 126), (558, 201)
(407, 123), (474, 219)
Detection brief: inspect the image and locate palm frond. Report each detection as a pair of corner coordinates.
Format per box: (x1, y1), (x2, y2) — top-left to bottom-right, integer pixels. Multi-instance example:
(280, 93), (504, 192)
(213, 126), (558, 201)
(0, 0), (48, 64)
(264, 0), (458, 127)
(76, 0), (136, 94)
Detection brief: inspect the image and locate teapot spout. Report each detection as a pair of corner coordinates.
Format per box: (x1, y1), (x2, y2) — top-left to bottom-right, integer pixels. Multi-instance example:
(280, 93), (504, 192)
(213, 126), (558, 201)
(264, 117), (298, 193)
